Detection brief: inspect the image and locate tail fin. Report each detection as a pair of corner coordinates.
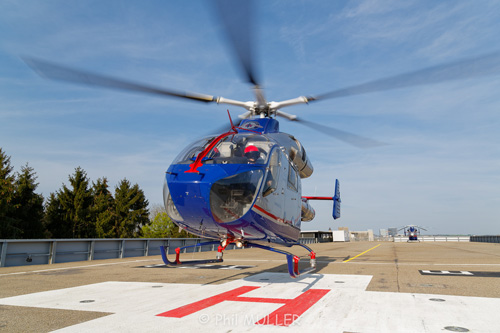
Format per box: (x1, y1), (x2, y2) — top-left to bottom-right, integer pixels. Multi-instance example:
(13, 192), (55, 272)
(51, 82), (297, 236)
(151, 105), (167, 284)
(301, 179), (341, 220)
(333, 179), (341, 219)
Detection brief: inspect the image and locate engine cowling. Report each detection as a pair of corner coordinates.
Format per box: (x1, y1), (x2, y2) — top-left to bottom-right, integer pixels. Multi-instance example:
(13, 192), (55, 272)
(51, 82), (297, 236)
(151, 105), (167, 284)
(272, 133), (314, 179)
(301, 199), (315, 221)
(290, 139), (313, 179)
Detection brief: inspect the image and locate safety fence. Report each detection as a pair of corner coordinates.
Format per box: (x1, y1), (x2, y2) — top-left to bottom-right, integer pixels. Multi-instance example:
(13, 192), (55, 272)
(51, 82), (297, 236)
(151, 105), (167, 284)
(0, 238), (223, 268)
(470, 235), (500, 243)
(0, 237), (320, 268)
(393, 236), (470, 242)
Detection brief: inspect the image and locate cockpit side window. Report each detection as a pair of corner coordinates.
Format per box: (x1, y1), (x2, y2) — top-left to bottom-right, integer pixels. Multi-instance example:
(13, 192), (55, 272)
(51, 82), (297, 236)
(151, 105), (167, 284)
(288, 164), (298, 192)
(262, 148), (280, 197)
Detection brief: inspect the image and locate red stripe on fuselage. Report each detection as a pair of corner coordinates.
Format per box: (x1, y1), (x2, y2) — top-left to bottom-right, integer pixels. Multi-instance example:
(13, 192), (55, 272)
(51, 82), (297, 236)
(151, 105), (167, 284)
(253, 204), (290, 225)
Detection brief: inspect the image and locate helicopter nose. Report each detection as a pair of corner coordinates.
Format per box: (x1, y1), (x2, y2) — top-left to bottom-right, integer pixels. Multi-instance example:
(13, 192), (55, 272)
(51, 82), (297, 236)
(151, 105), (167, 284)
(165, 165), (264, 225)
(165, 173), (213, 223)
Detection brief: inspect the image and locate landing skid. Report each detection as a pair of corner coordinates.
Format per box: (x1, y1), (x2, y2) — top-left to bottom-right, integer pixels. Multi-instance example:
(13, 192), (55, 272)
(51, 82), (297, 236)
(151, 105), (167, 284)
(160, 240), (316, 278)
(160, 240), (224, 266)
(248, 242), (316, 278)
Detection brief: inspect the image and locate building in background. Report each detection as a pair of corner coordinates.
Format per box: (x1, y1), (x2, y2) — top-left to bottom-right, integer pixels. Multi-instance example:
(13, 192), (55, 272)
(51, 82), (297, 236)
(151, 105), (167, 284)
(300, 230), (333, 242)
(350, 230), (374, 242)
(332, 229), (350, 242)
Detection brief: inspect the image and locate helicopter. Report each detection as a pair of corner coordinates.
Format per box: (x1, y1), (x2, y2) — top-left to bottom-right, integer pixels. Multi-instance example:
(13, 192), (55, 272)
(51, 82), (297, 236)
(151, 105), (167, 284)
(23, 1), (500, 278)
(399, 225), (428, 242)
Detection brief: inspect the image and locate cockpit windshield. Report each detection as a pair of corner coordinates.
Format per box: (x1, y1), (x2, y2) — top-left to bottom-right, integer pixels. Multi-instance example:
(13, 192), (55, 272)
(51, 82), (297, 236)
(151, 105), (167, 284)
(173, 133), (275, 165)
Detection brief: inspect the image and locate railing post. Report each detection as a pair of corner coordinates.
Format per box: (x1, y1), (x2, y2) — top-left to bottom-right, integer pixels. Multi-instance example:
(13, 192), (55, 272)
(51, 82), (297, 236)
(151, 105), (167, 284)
(49, 241), (57, 264)
(145, 239), (150, 256)
(89, 240), (95, 261)
(120, 240), (125, 258)
(0, 242), (7, 267)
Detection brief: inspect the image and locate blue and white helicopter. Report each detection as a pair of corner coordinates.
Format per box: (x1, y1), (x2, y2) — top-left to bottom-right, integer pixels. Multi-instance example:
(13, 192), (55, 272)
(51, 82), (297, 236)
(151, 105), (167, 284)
(161, 114), (342, 277)
(399, 225), (428, 242)
(24, 1), (500, 277)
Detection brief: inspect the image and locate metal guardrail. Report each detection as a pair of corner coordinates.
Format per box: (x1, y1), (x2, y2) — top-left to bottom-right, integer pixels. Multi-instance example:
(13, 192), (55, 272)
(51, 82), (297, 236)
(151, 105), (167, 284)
(4, 235), (493, 267)
(0, 237), (321, 268)
(470, 235), (500, 243)
(393, 236), (470, 242)
(0, 238), (234, 268)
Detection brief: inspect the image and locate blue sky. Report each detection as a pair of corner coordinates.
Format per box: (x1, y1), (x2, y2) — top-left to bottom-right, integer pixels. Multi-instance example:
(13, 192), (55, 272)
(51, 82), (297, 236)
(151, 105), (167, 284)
(1, 0), (499, 235)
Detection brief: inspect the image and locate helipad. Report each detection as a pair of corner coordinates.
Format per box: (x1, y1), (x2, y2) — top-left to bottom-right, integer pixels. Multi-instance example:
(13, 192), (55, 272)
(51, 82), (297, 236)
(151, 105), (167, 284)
(1, 242), (500, 332)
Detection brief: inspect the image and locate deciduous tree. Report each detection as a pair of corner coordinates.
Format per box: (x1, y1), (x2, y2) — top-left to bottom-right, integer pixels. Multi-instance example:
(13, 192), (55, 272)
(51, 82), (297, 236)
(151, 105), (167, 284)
(142, 203), (196, 238)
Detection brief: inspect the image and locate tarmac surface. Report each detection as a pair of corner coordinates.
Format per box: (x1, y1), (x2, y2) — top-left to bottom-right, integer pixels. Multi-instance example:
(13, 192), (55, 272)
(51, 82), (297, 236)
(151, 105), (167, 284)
(1, 241), (500, 332)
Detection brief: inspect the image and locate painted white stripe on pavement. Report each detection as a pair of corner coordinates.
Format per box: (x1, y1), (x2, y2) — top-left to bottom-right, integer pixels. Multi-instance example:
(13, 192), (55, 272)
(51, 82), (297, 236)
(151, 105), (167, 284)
(0, 259), (161, 277)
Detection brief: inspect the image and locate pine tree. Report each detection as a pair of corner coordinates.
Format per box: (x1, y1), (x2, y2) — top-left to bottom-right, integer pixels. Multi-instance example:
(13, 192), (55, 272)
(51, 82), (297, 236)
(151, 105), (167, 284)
(45, 167), (94, 238)
(91, 177), (116, 238)
(0, 148), (21, 238)
(44, 192), (67, 238)
(114, 179), (149, 238)
(11, 164), (45, 238)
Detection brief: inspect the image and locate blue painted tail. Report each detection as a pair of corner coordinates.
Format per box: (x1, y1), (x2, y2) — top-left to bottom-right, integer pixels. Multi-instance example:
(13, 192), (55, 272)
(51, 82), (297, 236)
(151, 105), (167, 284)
(333, 179), (341, 219)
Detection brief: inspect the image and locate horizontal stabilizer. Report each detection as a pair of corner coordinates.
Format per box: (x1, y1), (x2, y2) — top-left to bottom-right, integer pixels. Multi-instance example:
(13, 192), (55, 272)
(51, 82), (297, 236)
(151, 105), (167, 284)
(301, 179), (341, 220)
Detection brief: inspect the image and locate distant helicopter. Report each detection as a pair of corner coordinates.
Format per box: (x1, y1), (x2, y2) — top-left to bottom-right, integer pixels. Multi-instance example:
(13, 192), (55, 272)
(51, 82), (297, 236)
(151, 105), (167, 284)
(23, 1), (500, 277)
(399, 225), (428, 242)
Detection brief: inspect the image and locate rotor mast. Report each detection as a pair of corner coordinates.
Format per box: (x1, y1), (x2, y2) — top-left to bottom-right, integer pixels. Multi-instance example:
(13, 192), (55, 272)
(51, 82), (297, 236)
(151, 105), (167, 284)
(215, 93), (310, 118)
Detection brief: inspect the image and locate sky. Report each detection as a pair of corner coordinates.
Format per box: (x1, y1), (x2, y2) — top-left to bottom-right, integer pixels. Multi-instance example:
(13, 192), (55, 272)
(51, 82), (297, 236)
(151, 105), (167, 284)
(1, 0), (499, 235)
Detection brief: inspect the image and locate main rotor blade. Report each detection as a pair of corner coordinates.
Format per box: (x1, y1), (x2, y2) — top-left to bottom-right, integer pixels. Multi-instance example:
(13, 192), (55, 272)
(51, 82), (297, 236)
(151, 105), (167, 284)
(283, 116), (386, 149)
(309, 51), (500, 102)
(22, 57), (217, 103)
(215, 0), (259, 86)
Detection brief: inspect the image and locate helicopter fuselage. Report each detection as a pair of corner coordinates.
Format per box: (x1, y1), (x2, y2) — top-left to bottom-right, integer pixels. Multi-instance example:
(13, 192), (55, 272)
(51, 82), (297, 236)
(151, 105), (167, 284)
(163, 118), (316, 246)
(407, 227), (418, 240)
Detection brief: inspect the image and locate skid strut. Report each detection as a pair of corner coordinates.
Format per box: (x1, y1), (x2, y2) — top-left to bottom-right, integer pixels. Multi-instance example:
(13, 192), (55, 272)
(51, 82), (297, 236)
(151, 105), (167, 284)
(160, 240), (227, 266)
(247, 242), (316, 278)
